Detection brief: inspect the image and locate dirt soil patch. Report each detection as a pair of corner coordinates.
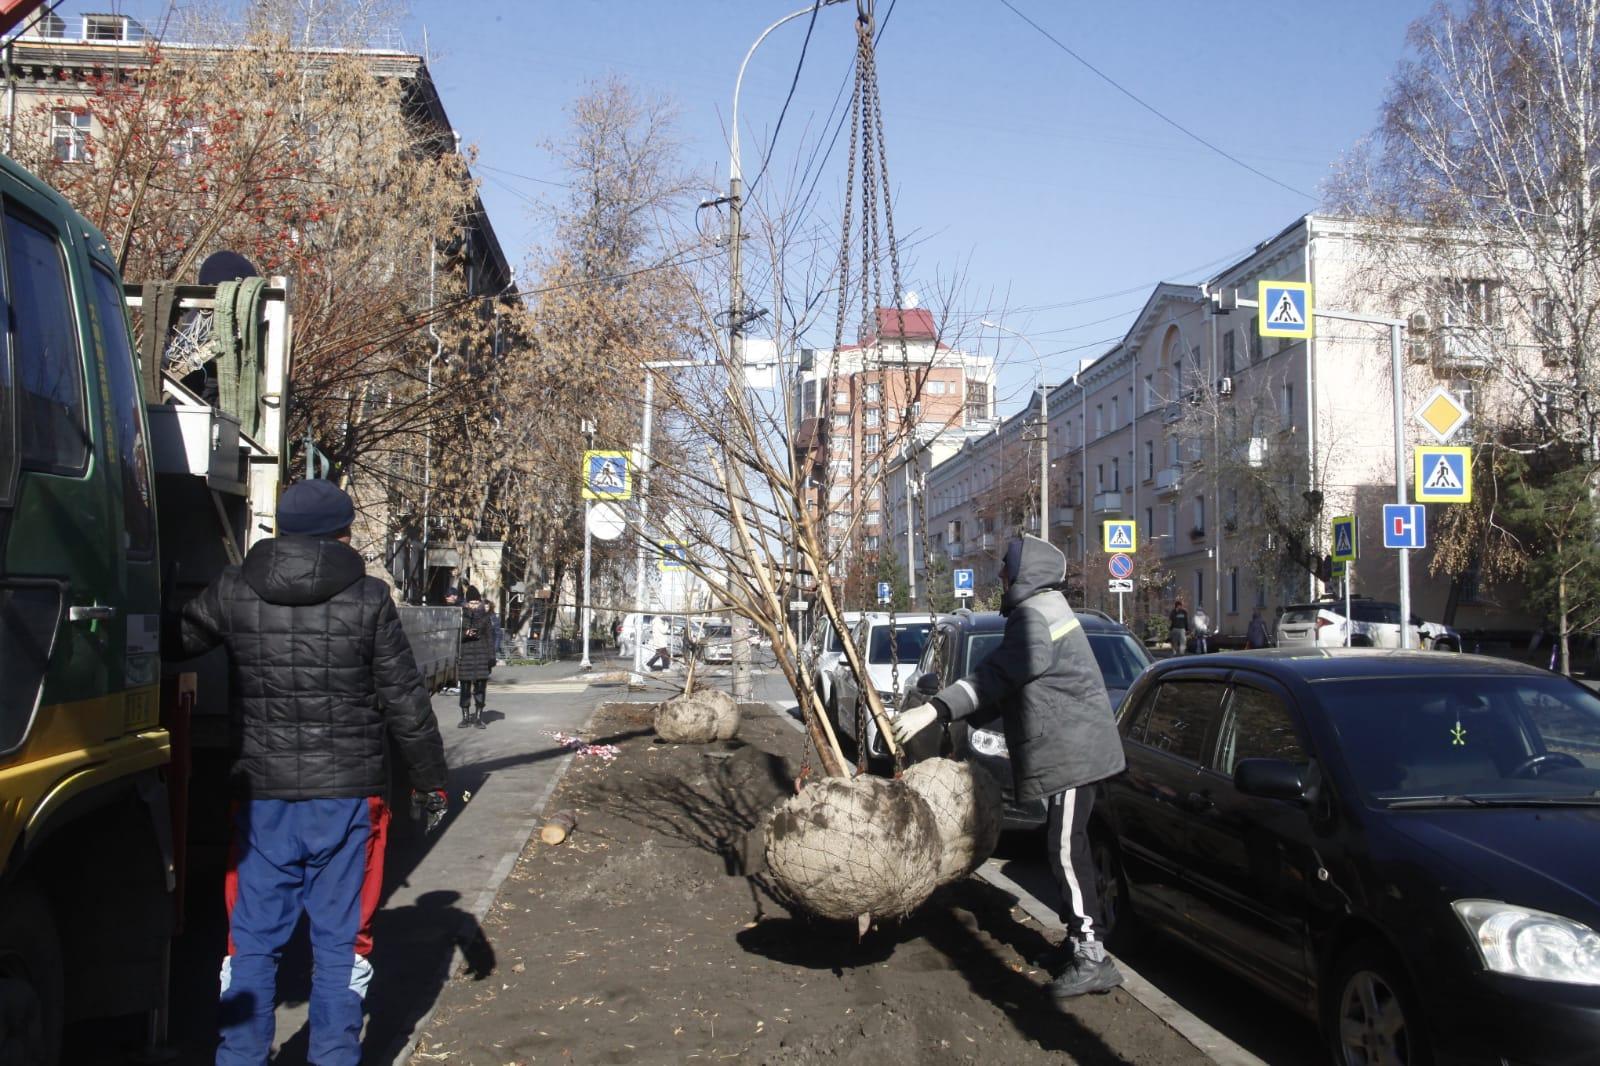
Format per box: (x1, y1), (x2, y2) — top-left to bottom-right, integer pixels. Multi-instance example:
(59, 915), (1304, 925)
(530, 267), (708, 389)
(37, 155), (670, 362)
(410, 699), (1209, 1065)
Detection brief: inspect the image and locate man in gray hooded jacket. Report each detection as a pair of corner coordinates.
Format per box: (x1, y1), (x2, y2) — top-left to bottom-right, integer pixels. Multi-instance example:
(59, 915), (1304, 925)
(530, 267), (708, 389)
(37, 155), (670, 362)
(893, 534), (1126, 998)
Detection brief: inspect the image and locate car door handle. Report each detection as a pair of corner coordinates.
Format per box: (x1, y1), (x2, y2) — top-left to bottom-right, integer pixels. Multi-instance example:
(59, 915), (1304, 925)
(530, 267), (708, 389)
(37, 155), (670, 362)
(69, 604), (118, 623)
(1180, 791), (1214, 813)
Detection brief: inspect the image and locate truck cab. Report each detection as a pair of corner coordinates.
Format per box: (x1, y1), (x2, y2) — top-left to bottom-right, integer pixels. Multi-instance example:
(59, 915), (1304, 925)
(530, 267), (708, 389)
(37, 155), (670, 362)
(0, 152), (173, 1061)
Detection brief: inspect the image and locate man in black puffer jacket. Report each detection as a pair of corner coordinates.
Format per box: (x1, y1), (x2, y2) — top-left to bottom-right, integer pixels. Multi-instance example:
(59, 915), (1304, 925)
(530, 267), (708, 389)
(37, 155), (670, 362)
(893, 534), (1125, 1001)
(180, 479), (447, 1066)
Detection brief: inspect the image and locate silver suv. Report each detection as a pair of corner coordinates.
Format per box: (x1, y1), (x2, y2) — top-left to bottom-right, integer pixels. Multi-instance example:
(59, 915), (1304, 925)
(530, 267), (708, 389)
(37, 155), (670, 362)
(1277, 599), (1422, 649)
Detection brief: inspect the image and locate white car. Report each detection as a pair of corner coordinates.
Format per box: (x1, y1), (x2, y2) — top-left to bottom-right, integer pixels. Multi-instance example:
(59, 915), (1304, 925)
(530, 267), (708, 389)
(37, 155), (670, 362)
(830, 613), (936, 760)
(700, 623), (734, 664)
(1276, 599), (1423, 649)
(809, 612), (861, 714)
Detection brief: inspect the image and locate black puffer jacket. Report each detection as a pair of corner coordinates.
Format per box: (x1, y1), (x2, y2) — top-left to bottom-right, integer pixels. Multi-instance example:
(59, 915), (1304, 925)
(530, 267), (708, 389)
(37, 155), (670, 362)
(931, 535), (1125, 802)
(180, 536), (448, 800)
(457, 604), (495, 682)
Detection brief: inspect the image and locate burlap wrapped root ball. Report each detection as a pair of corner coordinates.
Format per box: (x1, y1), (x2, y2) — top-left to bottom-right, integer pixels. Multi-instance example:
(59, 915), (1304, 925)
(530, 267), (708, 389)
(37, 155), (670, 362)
(902, 757), (1003, 884)
(653, 690), (741, 743)
(765, 775), (941, 920)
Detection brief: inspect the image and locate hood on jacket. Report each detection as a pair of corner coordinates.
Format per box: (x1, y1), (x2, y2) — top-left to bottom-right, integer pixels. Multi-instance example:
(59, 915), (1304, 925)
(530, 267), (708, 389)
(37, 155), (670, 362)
(241, 536), (367, 607)
(1001, 534), (1067, 615)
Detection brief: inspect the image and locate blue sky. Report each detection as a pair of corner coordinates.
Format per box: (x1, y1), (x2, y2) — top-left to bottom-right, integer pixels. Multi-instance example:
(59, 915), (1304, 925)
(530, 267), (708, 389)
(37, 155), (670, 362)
(70, 0), (1433, 415)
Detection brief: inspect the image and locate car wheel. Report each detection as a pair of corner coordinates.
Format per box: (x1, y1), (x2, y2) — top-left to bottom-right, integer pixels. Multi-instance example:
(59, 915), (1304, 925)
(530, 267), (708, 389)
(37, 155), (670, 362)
(1324, 941), (1431, 1066)
(0, 882), (63, 1066)
(1091, 834), (1131, 943)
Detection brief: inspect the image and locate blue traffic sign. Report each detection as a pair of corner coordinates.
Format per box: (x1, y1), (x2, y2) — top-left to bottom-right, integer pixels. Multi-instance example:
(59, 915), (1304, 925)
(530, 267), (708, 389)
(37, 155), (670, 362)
(876, 581), (892, 604)
(1383, 504), (1426, 549)
(953, 568), (975, 598)
(1330, 515), (1358, 563)
(1108, 553), (1134, 579)
(1258, 280), (1314, 340)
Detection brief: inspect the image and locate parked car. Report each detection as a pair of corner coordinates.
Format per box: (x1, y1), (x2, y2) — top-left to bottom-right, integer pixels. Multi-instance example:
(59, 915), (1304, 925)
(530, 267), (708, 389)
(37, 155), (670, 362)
(830, 613), (936, 760)
(808, 611), (862, 720)
(700, 623), (734, 664)
(900, 608), (1152, 829)
(1095, 648), (1600, 1065)
(1277, 598), (1423, 649)
(1416, 617), (1463, 652)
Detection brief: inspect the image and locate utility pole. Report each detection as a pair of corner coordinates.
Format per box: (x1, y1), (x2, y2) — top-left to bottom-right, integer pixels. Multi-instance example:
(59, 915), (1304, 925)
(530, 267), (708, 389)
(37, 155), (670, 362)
(1039, 383), (1050, 538)
(579, 418), (596, 671)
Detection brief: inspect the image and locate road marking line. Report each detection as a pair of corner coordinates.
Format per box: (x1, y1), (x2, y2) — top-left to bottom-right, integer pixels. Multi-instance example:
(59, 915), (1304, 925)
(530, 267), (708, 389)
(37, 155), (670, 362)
(975, 860), (1266, 1066)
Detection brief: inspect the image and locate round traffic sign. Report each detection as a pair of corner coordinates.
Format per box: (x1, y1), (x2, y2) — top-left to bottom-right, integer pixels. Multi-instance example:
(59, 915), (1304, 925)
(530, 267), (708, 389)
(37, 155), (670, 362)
(587, 501), (627, 541)
(1108, 553), (1134, 579)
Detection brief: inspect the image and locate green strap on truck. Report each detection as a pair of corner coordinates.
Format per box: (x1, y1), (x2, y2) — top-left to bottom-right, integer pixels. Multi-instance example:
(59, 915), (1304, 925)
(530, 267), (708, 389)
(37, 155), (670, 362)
(211, 277), (266, 441)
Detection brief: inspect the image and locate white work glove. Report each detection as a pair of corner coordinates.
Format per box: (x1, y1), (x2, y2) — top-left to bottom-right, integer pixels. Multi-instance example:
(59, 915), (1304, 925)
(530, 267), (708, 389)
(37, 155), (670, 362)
(891, 703), (940, 747)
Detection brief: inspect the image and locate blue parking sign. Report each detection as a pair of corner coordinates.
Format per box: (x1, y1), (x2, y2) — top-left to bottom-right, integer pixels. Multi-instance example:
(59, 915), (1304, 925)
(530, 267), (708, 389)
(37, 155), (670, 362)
(877, 581), (892, 604)
(953, 568), (974, 598)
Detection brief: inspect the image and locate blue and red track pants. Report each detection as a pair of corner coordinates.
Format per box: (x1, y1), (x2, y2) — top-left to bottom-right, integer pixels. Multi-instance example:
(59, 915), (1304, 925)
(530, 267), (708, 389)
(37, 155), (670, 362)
(216, 796), (389, 1066)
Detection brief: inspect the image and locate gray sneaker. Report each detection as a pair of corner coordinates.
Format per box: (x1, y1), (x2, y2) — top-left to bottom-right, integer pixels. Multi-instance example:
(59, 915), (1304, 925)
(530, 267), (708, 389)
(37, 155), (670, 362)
(1050, 955), (1123, 999)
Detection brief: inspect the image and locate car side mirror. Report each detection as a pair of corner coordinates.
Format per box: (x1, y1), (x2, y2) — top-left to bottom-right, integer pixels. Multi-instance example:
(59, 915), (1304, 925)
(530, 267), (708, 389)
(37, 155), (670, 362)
(1234, 758), (1307, 802)
(915, 671), (941, 696)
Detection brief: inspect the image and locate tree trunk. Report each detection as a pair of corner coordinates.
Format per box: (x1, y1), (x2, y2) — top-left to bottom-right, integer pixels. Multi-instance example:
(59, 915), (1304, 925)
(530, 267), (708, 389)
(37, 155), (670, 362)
(1559, 570), (1571, 677)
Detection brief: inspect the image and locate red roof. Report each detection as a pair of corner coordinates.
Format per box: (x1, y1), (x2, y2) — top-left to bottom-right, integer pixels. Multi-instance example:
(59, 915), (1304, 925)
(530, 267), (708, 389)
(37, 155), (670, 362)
(875, 307), (937, 341)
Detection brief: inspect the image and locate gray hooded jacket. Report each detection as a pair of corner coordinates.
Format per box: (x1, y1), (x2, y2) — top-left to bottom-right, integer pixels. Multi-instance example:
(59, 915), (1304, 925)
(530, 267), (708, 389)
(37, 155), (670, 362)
(932, 535), (1126, 802)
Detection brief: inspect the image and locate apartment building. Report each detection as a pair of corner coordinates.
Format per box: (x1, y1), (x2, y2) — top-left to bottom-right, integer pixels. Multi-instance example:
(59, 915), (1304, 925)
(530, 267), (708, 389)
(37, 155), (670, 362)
(792, 306), (995, 556)
(894, 215), (1541, 639)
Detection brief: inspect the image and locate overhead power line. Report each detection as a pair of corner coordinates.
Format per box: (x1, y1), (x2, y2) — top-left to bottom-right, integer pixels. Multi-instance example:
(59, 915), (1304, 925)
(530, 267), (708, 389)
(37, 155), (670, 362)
(996, 0), (1315, 202)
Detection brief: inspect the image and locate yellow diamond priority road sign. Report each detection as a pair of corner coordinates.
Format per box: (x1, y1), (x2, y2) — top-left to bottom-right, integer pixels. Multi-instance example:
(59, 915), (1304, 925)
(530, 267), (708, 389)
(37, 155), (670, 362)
(1413, 386), (1470, 443)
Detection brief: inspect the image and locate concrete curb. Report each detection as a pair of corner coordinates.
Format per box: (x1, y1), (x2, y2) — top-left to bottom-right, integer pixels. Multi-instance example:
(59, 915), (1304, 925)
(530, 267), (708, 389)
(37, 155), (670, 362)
(973, 861), (1265, 1066)
(771, 697), (1260, 1066)
(385, 699), (600, 1065)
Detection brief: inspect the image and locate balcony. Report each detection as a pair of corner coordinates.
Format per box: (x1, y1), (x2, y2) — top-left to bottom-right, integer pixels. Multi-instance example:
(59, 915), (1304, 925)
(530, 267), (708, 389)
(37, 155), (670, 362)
(948, 541), (965, 559)
(1052, 506), (1075, 528)
(978, 532), (997, 551)
(1092, 491), (1123, 515)
(1154, 466), (1181, 495)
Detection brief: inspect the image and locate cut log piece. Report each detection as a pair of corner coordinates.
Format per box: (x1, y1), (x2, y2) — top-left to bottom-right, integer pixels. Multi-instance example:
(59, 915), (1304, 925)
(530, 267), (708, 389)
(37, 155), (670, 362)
(540, 809), (579, 845)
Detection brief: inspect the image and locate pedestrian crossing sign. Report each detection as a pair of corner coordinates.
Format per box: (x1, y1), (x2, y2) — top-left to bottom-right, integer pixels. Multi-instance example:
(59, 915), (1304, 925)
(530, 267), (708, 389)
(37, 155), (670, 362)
(1258, 280), (1314, 340)
(1103, 520), (1137, 553)
(1331, 515), (1358, 563)
(1415, 446), (1473, 503)
(582, 450), (632, 500)
(659, 541), (688, 571)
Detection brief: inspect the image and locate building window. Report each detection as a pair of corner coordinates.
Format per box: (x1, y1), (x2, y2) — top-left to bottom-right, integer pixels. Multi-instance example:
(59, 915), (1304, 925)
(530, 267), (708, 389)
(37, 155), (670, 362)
(1195, 570), (1205, 608)
(1445, 279), (1503, 327)
(1255, 579), (1267, 609)
(1096, 464), (1105, 492)
(1145, 506), (1154, 542)
(1111, 395), (1120, 429)
(828, 485), (850, 503)
(50, 109), (90, 163)
(1095, 404), (1104, 437)
(926, 379), (948, 396)
(1144, 441), (1154, 481)
(864, 433), (881, 455)
(864, 511), (881, 526)
(865, 383), (882, 403)
(1229, 567), (1239, 614)
(170, 121), (207, 166)
(1168, 502), (1178, 537)
(85, 14), (135, 40)
(834, 389), (850, 407)
(831, 414), (849, 431)
(1223, 331), (1236, 376)
(1280, 380), (1294, 425)
(864, 535), (881, 552)
(1249, 322), (1263, 362)
(1111, 457), (1120, 491)
(864, 408), (880, 427)
(1143, 374), (1155, 411)
(1193, 494), (1206, 533)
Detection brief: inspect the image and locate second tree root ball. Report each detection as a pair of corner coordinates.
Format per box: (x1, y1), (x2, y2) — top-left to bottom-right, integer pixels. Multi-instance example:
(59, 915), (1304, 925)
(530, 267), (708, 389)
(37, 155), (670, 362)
(901, 757), (1003, 884)
(765, 774), (941, 920)
(653, 690), (741, 743)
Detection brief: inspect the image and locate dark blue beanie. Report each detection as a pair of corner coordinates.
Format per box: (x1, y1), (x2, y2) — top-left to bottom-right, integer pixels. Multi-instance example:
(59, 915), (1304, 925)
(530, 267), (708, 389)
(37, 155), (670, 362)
(278, 479), (355, 537)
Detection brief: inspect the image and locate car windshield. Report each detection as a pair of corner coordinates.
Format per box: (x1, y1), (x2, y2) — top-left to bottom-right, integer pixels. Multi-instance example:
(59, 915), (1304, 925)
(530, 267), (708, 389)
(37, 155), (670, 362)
(1320, 675), (1600, 805)
(966, 632), (1003, 675)
(705, 626), (731, 639)
(825, 625), (845, 653)
(868, 622), (931, 664)
(1087, 633), (1150, 692)
(1281, 607), (1321, 624)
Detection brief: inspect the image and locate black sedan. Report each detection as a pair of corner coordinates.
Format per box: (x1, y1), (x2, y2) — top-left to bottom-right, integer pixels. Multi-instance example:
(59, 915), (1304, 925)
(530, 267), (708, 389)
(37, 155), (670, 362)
(1093, 648), (1600, 1065)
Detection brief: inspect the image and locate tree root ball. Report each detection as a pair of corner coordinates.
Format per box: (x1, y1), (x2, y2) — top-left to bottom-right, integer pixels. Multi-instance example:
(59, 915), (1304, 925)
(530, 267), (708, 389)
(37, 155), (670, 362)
(764, 775), (941, 920)
(653, 690), (741, 743)
(901, 758), (1003, 884)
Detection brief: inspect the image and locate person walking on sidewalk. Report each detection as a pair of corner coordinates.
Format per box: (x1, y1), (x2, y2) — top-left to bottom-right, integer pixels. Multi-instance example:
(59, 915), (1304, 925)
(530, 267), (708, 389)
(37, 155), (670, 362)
(458, 586), (495, 728)
(892, 534), (1126, 1000)
(178, 479), (448, 1066)
(1246, 609), (1269, 649)
(1168, 596), (1190, 656)
(646, 614), (672, 671)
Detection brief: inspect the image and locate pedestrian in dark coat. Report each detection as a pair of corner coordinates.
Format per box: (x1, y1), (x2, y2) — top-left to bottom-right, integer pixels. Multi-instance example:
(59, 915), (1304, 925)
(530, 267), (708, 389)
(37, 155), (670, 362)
(893, 534), (1126, 1000)
(1169, 597), (1190, 655)
(179, 479), (447, 1066)
(1246, 610), (1269, 649)
(458, 586), (495, 727)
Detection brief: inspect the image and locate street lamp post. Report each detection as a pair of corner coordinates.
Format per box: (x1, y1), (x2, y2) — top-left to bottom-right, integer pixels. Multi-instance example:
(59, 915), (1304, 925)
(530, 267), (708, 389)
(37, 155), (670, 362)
(983, 320), (1049, 540)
